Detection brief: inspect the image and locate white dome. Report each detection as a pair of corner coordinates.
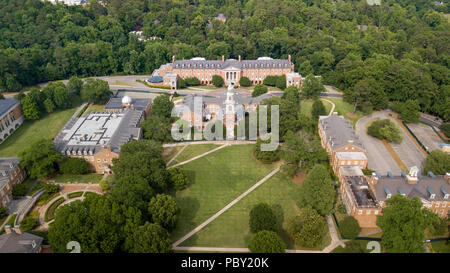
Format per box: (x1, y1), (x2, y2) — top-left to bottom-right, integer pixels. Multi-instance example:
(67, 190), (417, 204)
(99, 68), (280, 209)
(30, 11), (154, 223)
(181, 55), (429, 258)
(122, 96), (132, 104)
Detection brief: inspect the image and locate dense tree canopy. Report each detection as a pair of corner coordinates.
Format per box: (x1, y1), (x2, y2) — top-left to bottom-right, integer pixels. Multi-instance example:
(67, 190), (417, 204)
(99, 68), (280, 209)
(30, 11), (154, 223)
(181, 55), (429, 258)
(0, 0), (447, 119)
(19, 139), (62, 179)
(423, 150), (450, 175)
(148, 194), (179, 231)
(248, 230), (286, 253)
(286, 206), (328, 248)
(298, 164), (336, 215)
(367, 118), (403, 143)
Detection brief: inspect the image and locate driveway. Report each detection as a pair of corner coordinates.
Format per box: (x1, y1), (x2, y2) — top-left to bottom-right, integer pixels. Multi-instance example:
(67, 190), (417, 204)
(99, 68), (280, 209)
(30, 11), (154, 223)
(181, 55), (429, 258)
(356, 112), (402, 176)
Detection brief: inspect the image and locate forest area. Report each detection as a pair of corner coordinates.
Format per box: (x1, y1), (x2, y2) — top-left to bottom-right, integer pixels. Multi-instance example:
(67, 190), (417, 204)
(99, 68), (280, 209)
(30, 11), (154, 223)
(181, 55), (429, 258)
(0, 0), (449, 120)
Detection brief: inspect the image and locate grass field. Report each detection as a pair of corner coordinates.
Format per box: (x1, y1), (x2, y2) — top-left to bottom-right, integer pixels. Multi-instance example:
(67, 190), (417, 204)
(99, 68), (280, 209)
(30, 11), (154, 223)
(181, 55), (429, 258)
(171, 144), (277, 242)
(170, 144), (221, 165)
(0, 101), (81, 157)
(431, 240), (450, 253)
(55, 173), (104, 184)
(179, 172), (331, 250)
(325, 97), (366, 126)
(163, 146), (184, 162)
(300, 99), (333, 117)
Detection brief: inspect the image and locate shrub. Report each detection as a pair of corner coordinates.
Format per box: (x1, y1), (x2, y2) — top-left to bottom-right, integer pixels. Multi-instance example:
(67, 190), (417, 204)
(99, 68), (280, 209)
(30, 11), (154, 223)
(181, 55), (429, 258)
(253, 138), (280, 163)
(311, 99), (327, 118)
(252, 84), (268, 97)
(337, 204), (347, 214)
(185, 77), (200, 86)
(239, 76), (251, 87)
(169, 167), (190, 190)
(20, 217), (39, 231)
(177, 78), (186, 89)
(440, 123), (450, 138)
(0, 206), (7, 219)
(212, 75), (224, 87)
(263, 76), (277, 86)
(248, 231), (286, 253)
(339, 216), (361, 239)
(59, 157), (90, 175)
(249, 203), (278, 233)
(430, 217), (448, 236)
(12, 183), (29, 196)
(99, 176), (113, 191)
(287, 207), (328, 248)
(424, 150), (450, 175)
(367, 119), (402, 143)
(275, 75), (286, 90)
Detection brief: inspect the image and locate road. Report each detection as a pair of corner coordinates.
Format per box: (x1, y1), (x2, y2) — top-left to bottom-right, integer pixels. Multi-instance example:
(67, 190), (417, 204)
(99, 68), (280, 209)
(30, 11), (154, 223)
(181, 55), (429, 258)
(356, 112), (402, 176)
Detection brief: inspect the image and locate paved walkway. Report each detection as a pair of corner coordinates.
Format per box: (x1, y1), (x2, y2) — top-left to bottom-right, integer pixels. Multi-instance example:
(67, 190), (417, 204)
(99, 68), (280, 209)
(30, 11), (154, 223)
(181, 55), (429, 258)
(320, 98), (336, 116)
(168, 144), (229, 169)
(166, 144), (188, 166)
(322, 215), (345, 252)
(172, 166), (281, 248)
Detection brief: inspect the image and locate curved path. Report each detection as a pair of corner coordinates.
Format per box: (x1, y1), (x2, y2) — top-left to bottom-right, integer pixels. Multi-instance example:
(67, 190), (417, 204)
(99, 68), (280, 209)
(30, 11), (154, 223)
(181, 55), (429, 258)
(320, 98), (336, 116)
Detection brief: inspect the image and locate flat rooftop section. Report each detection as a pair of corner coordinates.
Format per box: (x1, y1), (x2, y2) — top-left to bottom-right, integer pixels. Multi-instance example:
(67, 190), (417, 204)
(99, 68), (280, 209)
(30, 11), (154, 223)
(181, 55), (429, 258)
(336, 152), (367, 161)
(0, 99), (19, 116)
(105, 97), (151, 111)
(54, 110), (143, 155)
(374, 176), (450, 202)
(340, 165), (364, 177)
(346, 176), (377, 207)
(319, 115), (364, 151)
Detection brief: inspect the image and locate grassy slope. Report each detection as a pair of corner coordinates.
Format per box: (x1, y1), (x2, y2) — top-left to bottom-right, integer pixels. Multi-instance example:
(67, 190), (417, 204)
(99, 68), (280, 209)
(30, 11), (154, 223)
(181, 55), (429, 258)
(325, 97), (365, 126)
(171, 145), (276, 242)
(300, 99), (333, 117)
(171, 144), (221, 165)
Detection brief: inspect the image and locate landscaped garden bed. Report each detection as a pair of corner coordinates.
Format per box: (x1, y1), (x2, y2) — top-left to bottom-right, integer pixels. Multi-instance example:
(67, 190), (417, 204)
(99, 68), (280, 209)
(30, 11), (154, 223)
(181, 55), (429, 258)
(44, 197), (65, 222)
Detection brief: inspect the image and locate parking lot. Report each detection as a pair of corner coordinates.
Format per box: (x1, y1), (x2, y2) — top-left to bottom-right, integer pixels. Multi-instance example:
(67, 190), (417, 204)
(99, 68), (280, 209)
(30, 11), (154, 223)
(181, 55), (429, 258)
(407, 123), (443, 152)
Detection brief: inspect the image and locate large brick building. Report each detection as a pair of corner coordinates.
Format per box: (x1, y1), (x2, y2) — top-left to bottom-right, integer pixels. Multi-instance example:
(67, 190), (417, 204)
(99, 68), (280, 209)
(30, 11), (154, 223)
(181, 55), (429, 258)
(151, 56), (302, 90)
(318, 114), (450, 228)
(0, 99), (24, 144)
(0, 158), (26, 207)
(54, 97), (149, 174)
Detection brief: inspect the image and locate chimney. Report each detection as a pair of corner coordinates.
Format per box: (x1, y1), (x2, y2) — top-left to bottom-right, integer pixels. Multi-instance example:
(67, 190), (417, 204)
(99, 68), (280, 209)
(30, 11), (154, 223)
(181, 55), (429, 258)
(172, 55), (175, 63)
(238, 55), (241, 62)
(5, 225), (12, 234)
(222, 55), (225, 62)
(288, 54), (291, 62)
(371, 172), (378, 185)
(14, 225), (22, 235)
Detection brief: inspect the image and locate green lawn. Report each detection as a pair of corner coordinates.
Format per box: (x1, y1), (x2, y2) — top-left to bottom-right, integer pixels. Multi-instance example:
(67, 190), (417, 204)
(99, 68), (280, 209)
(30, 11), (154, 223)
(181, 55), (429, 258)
(325, 97), (366, 126)
(83, 104), (105, 115)
(300, 99), (333, 117)
(55, 173), (104, 184)
(179, 172), (330, 250)
(0, 103), (81, 157)
(171, 144), (277, 242)
(163, 146), (184, 163)
(170, 144), (221, 165)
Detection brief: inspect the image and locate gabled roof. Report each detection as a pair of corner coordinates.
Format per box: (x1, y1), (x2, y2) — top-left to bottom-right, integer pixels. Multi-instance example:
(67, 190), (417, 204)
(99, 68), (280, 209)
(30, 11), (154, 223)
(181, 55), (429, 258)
(319, 115), (364, 151)
(0, 98), (20, 117)
(0, 231), (43, 253)
(173, 58), (292, 70)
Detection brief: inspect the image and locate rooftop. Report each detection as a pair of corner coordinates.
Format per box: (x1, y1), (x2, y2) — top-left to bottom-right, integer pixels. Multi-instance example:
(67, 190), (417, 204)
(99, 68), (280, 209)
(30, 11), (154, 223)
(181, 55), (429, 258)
(104, 97), (151, 112)
(374, 175), (450, 202)
(346, 176), (378, 207)
(0, 98), (20, 117)
(0, 158), (20, 190)
(53, 110), (143, 155)
(0, 229), (43, 253)
(173, 58), (292, 70)
(336, 151), (367, 161)
(340, 165), (364, 177)
(319, 115), (364, 151)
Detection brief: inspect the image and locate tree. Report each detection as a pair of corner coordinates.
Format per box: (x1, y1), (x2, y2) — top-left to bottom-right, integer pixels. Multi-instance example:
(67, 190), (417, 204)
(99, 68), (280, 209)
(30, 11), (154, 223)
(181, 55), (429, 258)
(0, 93), (4, 100)
(339, 216), (361, 239)
(0, 206), (7, 219)
(21, 95), (40, 120)
(67, 76), (83, 95)
(44, 98), (55, 113)
(440, 123), (450, 138)
(80, 78), (112, 104)
(263, 76), (277, 86)
(48, 195), (142, 253)
(249, 203), (278, 233)
(185, 77), (200, 86)
(20, 217), (39, 231)
(177, 78), (186, 89)
(248, 231), (286, 253)
(254, 138), (280, 164)
(124, 222), (172, 253)
(53, 84), (72, 109)
(367, 119), (402, 143)
(299, 164), (335, 215)
(212, 75), (224, 87)
(19, 139), (62, 179)
(169, 167), (190, 190)
(377, 195), (430, 253)
(110, 140), (169, 213)
(12, 183), (29, 196)
(311, 100), (326, 119)
(302, 74), (324, 99)
(141, 115), (172, 143)
(59, 157), (90, 174)
(148, 194), (179, 230)
(252, 84), (268, 97)
(392, 100), (420, 123)
(281, 86), (300, 105)
(151, 95), (174, 119)
(424, 150), (450, 175)
(287, 207), (328, 248)
(275, 75), (286, 90)
(239, 76), (251, 87)
(333, 240), (367, 253)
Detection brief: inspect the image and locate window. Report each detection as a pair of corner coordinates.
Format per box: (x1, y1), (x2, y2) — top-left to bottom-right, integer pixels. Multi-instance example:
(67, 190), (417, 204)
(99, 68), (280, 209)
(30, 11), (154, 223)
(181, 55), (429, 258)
(358, 210), (362, 215)
(366, 210), (371, 215)
(374, 210), (379, 215)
